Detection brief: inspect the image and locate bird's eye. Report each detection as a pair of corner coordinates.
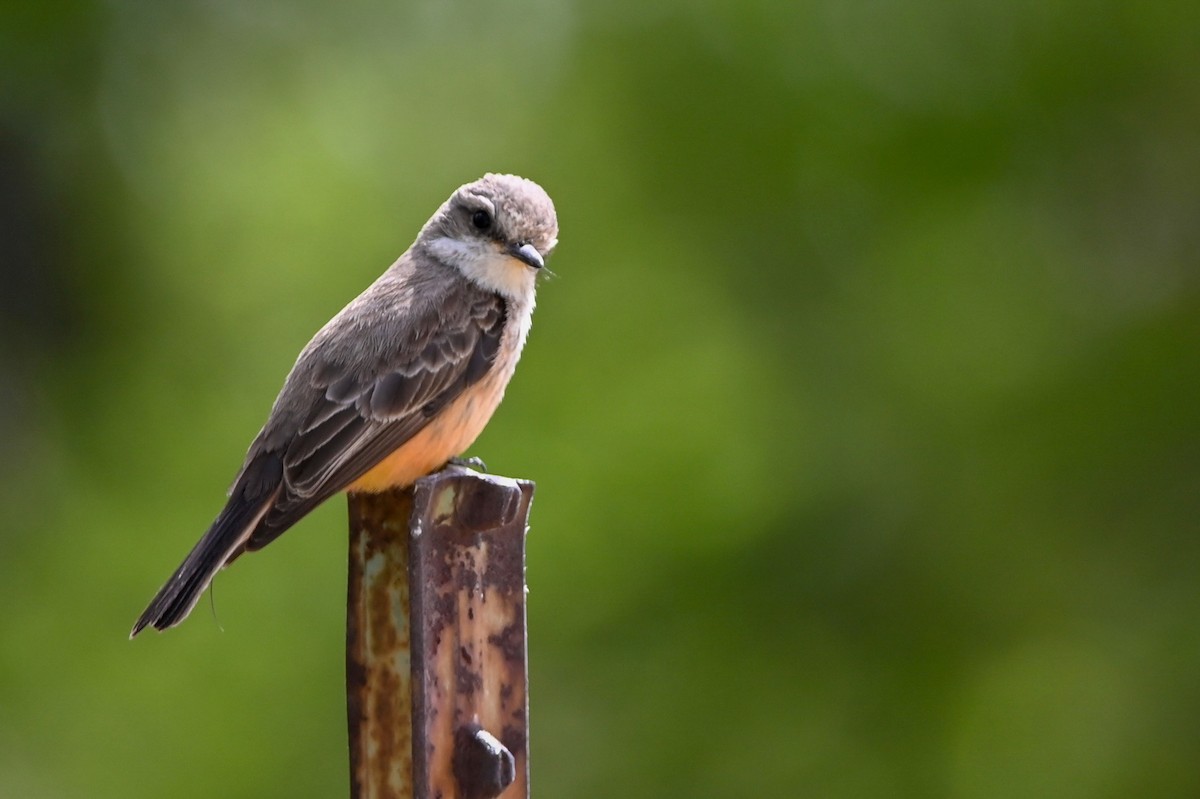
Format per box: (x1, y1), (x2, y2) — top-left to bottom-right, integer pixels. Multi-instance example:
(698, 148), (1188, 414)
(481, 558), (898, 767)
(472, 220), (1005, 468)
(471, 210), (492, 230)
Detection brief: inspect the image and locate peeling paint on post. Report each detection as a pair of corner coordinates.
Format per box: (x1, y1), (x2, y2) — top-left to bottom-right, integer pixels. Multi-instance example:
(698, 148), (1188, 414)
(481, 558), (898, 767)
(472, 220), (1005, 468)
(347, 487), (415, 799)
(346, 466), (534, 799)
(410, 467), (533, 799)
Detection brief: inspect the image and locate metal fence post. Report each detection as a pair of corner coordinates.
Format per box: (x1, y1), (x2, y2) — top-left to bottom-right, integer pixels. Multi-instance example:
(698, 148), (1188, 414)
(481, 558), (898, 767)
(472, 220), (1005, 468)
(347, 466), (534, 799)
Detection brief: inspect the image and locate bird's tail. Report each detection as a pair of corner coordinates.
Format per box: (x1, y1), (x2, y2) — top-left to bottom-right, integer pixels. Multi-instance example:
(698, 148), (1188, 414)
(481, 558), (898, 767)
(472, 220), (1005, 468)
(130, 484), (279, 638)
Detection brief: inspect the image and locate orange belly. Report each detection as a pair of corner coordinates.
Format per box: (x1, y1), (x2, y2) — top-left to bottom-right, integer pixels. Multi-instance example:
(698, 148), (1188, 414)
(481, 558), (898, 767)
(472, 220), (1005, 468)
(346, 376), (507, 493)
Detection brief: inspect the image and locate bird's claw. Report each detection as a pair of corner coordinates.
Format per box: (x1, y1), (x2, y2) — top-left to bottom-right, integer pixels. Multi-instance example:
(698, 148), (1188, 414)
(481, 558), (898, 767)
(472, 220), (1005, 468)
(448, 456), (488, 473)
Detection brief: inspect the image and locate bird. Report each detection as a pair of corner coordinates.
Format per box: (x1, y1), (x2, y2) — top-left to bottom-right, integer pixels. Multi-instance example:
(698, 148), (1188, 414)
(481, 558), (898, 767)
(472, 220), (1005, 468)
(131, 173), (557, 636)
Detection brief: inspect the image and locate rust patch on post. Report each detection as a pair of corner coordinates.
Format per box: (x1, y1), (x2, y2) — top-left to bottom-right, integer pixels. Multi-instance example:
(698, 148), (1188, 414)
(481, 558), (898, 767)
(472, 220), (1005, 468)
(410, 466), (534, 799)
(348, 487), (416, 799)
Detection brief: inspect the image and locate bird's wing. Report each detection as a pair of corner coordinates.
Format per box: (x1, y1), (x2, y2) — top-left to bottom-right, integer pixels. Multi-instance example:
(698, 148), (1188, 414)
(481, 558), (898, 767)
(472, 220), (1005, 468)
(241, 289), (507, 552)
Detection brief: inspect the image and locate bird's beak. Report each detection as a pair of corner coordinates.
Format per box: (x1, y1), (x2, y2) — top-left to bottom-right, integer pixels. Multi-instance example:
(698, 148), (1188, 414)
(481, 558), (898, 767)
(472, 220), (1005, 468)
(507, 242), (544, 270)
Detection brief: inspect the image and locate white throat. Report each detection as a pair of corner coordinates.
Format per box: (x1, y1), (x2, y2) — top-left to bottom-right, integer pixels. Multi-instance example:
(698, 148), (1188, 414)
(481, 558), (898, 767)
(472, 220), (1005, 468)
(428, 236), (537, 302)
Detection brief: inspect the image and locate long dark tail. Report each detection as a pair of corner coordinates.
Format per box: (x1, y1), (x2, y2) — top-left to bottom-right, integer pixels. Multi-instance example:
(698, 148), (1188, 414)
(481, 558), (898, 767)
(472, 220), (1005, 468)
(130, 454), (283, 637)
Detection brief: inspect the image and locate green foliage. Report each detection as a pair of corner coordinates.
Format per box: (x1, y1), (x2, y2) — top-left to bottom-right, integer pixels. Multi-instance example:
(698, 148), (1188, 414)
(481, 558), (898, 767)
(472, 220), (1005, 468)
(1, 0), (1197, 796)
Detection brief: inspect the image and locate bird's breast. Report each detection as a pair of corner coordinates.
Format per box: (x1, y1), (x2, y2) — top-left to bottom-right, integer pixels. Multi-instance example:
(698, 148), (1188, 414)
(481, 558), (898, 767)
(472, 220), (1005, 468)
(346, 305), (531, 493)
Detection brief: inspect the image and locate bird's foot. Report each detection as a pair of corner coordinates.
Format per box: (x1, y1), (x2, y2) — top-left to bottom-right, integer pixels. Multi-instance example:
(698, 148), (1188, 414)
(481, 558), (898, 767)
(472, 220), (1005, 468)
(448, 456), (488, 473)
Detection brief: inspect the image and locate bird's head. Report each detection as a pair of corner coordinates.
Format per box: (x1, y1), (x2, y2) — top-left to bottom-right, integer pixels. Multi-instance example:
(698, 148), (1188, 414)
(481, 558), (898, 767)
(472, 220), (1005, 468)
(421, 173), (558, 299)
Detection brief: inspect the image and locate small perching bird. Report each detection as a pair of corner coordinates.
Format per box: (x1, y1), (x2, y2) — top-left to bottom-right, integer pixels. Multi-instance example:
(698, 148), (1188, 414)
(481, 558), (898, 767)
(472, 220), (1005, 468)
(131, 173), (558, 636)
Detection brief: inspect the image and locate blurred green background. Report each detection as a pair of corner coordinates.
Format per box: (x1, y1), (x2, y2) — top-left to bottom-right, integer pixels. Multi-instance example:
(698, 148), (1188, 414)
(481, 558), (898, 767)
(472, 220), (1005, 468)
(2, 0), (1198, 796)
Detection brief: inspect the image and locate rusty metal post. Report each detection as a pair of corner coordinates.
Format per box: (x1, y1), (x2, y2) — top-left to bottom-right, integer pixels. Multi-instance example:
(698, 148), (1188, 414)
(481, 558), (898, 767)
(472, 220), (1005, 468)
(347, 466), (534, 799)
